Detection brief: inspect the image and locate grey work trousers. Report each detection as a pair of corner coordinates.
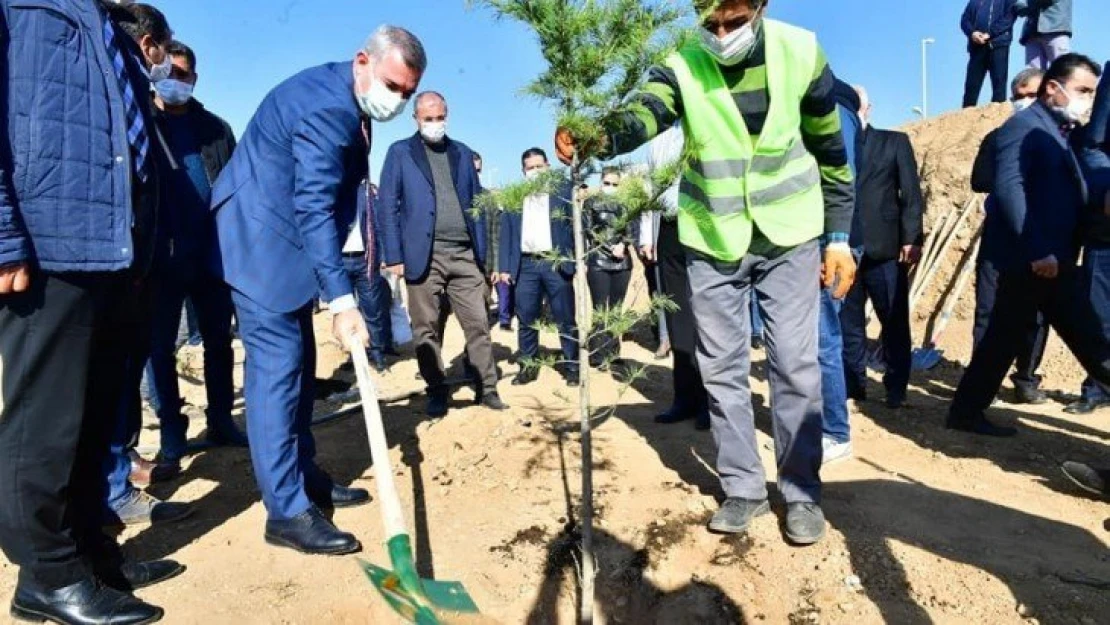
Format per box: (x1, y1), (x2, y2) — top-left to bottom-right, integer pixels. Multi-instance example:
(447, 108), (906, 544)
(406, 242), (498, 395)
(687, 238), (823, 503)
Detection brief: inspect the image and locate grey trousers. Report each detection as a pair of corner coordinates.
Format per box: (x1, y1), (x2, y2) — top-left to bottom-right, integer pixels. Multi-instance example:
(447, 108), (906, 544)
(407, 242), (498, 395)
(687, 239), (823, 503)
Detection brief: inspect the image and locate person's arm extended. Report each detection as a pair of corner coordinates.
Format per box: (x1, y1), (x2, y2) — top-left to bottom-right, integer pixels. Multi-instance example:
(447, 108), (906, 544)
(601, 67), (684, 159)
(800, 47), (854, 242)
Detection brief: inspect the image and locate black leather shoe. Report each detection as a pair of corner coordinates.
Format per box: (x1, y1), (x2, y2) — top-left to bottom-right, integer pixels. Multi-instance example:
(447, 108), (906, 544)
(512, 368), (538, 386)
(946, 415), (1018, 437)
(479, 392), (508, 411)
(655, 404), (692, 424)
(426, 393), (449, 418)
(309, 485), (371, 510)
(206, 424), (249, 448)
(1012, 386), (1048, 405)
(563, 368), (581, 387)
(885, 393), (906, 409)
(370, 356), (388, 374)
(264, 507), (361, 555)
(97, 560), (185, 592)
(750, 335), (765, 351)
(1063, 397), (1110, 415)
(11, 579), (163, 625)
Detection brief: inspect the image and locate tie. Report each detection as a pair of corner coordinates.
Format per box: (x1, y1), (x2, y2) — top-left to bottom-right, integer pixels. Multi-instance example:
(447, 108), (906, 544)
(102, 18), (149, 182)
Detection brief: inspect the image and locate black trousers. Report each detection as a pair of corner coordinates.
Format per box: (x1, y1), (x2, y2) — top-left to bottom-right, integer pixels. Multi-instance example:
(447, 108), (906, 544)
(963, 44), (1010, 108)
(841, 257), (912, 399)
(643, 260), (661, 342)
(657, 219), (708, 411)
(973, 257), (1048, 392)
(586, 267), (631, 362)
(951, 267), (1110, 418)
(0, 272), (147, 590)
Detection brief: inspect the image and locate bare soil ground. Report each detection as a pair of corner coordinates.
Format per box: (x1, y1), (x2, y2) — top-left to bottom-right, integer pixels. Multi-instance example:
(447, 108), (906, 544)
(3, 104), (1108, 624)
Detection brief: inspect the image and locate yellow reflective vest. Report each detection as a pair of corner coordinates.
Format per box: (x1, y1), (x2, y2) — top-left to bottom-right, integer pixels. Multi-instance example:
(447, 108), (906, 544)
(667, 19), (825, 261)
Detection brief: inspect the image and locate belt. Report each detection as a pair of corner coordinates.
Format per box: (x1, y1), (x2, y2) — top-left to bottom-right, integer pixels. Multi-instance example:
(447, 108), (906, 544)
(342, 251), (365, 258)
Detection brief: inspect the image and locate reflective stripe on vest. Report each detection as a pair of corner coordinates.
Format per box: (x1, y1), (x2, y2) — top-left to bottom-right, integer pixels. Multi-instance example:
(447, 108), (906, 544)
(665, 19), (826, 261)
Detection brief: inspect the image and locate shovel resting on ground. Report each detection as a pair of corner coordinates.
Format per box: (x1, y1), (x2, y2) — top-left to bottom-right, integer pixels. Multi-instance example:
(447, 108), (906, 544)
(346, 335), (481, 624)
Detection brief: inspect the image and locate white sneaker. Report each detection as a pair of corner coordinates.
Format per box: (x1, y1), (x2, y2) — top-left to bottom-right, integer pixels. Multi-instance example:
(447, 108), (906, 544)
(821, 437), (853, 465)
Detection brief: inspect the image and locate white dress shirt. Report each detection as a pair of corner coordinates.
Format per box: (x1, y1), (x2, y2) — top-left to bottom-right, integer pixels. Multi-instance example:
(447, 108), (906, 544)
(521, 193), (553, 253)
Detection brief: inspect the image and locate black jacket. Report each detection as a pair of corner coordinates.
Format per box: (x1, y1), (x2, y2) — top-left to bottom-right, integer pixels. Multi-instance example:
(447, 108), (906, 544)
(151, 98), (236, 276)
(583, 196), (638, 272)
(852, 128), (925, 261)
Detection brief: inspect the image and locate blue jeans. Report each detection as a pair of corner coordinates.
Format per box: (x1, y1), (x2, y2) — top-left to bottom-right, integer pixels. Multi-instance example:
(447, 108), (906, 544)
(1080, 246), (1110, 401)
(344, 255), (392, 359)
(818, 288), (849, 443)
(148, 271), (236, 462)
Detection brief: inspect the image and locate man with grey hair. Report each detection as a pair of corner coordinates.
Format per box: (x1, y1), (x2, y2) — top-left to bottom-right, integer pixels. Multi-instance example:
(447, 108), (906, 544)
(210, 25), (425, 555)
(379, 91), (504, 417)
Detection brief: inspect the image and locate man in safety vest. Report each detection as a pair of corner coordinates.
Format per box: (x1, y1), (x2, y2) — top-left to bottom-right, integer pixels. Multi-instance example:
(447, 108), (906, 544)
(556, 0), (856, 545)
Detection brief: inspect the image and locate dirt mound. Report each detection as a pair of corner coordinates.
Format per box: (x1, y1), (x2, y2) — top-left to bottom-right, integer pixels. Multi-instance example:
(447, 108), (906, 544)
(899, 103), (1087, 389)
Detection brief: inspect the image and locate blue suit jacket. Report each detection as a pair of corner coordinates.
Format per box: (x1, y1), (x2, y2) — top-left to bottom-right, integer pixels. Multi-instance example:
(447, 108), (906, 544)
(377, 134), (486, 282)
(984, 102), (1088, 270)
(1075, 61), (1110, 245)
(209, 63), (368, 313)
(499, 180), (576, 283)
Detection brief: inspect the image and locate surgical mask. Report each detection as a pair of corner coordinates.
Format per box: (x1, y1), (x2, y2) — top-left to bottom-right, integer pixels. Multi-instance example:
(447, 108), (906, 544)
(699, 19), (759, 67)
(419, 121), (447, 144)
(601, 184), (618, 196)
(146, 52), (173, 83)
(525, 168), (545, 181)
(1051, 80), (1094, 125)
(358, 72), (408, 122)
(1012, 97), (1035, 113)
(154, 79), (194, 106)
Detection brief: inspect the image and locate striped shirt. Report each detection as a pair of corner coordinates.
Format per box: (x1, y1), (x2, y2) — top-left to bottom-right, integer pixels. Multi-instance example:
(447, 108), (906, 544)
(605, 29), (854, 241)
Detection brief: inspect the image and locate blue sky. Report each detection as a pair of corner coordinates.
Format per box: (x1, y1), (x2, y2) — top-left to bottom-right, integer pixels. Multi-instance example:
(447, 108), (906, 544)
(164, 0), (1110, 186)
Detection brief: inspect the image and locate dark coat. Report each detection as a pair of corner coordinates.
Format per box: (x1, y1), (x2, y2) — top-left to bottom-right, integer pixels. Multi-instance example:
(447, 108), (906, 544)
(1074, 61), (1110, 246)
(985, 101), (1088, 270)
(499, 180), (576, 283)
(376, 134), (487, 282)
(852, 128), (925, 261)
(583, 196), (638, 272)
(961, 0), (1019, 50)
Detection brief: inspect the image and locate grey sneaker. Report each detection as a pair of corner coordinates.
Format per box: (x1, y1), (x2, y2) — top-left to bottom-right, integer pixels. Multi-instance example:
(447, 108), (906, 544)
(785, 503), (826, 545)
(109, 490), (195, 527)
(821, 437), (853, 466)
(707, 498), (770, 534)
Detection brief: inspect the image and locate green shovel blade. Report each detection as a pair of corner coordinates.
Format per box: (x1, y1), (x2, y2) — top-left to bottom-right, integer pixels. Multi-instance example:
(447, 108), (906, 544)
(359, 535), (479, 624)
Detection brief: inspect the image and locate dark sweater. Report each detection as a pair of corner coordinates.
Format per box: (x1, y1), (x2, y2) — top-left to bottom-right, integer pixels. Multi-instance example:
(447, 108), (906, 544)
(425, 142), (469, 243)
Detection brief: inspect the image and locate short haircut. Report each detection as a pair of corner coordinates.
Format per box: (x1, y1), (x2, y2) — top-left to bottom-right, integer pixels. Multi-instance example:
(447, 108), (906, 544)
(364, 25), (427, 74)
(414, 91), (446, 111)
(601, 166), (621, 178)
(1010, 67), (1044, 98)
(107, 2), (172, 45)
(472, 152), (482, 162)
(166, 40), (197, 74)
(1039, 53), (1102, 97)
(521, 147), (548, 167)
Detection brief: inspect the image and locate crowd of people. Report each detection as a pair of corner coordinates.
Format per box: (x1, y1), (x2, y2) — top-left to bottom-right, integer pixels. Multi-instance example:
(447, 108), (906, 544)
(0, 0), (1107, 623)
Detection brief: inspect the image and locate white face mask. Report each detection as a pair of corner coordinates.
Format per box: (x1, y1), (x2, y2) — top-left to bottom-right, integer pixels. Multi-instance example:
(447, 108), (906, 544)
(699, 19), (759, 67)
(146, 52), (173, 83)
(1052, 81), (1094, 125)
(601, 184), (618, 196)
(358, 69), (408, 122)
(154, 79), (194, 106)
(1012, 97), (1035, 113)
(525, 168), (546, 181)
(419, 121), (447, 144)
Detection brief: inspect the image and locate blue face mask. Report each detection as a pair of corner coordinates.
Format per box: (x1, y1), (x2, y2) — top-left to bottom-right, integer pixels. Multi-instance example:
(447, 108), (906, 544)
(154, 78), (194, 106)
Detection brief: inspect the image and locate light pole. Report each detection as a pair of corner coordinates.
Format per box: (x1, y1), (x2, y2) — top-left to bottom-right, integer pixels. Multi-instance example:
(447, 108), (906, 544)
(921, 37), (936, 119)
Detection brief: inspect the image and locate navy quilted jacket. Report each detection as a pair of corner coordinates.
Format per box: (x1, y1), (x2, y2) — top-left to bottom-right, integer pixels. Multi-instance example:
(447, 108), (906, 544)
(0, 0), (147, 271)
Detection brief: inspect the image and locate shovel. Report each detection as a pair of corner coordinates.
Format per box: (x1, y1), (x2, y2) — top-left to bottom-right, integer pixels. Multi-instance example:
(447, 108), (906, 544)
(346, 335), (481, 624)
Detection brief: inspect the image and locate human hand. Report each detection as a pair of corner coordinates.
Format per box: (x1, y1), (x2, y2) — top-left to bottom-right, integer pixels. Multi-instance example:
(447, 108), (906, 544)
(555, 127), (577, 166)
(899, 245), (923, 266)
(499, 272), (512, 285)
(822, 246), (857, 299)
(0, 263), (30, 295)
(611, 244), (627, 260)
(639, 245), (656, 263)
(333, 308), (370, 351)
(1031, 255), (1059, 279)
(385, 264), (405, 278)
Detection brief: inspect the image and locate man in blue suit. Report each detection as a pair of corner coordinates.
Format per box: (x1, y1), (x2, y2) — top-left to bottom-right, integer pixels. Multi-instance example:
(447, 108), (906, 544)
(378, 92), (506, 417)
(498, 148), (580, 387)
(210, 26), (425, 555)
(948, 53), (1110, 437)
